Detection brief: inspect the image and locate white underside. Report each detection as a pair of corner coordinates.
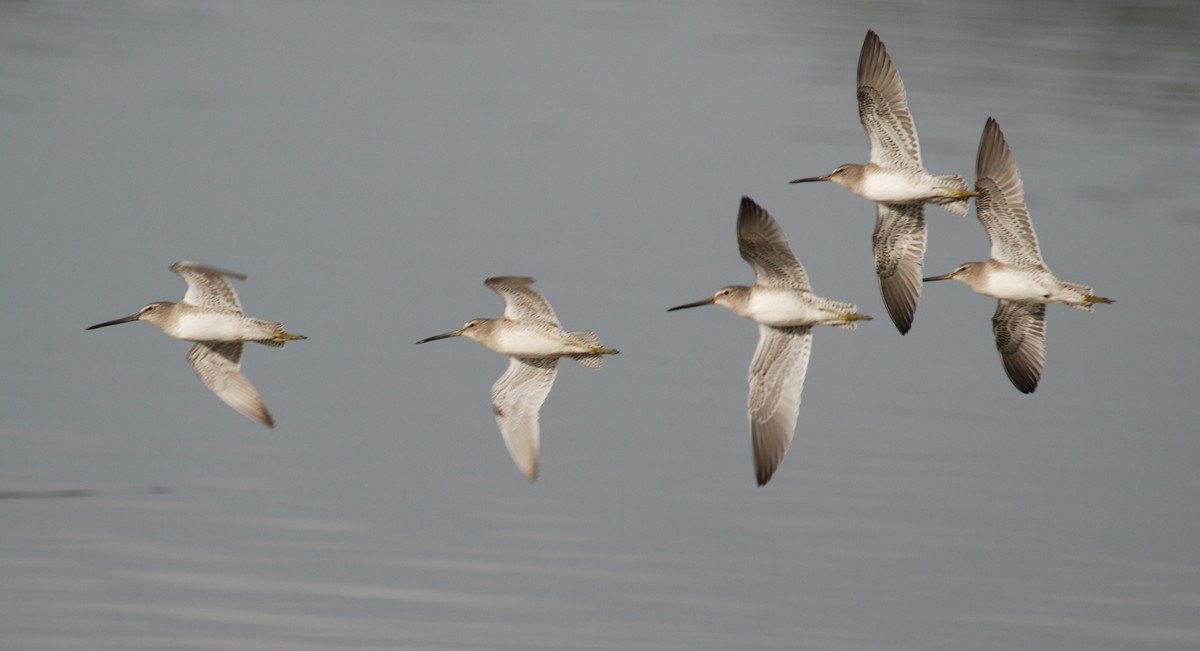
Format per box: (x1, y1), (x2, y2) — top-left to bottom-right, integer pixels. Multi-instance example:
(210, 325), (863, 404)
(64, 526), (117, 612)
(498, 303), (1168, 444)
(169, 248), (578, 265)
(855, 169), (945, 203)
(165, 312), (264, 342)
(483, 327), (587, 357)
(981, 268), (1058, 301)
(740, 290), (846, 327)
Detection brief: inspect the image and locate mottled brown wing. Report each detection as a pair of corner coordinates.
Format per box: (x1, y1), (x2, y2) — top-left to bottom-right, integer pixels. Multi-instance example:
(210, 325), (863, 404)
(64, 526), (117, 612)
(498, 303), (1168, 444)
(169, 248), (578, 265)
(186, 342), (274, 427)
(992, 299), (1047, 394)
(172, 261), (246, 314)
(747, 325), (812, 486)
(975, 118), (1047, 270)
(736, 196), (811, 291)
(485, 276), (561, 327)
(858, 30), (922, 169)
(872, 202), (926, 334)
(492, 356), (559, 481)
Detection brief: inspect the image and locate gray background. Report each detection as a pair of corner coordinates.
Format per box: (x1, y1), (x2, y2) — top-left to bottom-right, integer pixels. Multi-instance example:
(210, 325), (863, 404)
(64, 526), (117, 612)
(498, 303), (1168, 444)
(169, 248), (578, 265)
(1, 1), (1197, 650)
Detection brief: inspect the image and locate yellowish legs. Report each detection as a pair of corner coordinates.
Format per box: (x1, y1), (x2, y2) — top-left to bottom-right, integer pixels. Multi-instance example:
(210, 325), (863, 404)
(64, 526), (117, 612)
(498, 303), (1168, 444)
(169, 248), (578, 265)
(86, 261), (306, 428)
(790, 30), (978, 335)
(416, 276), (618, 481)
(923, 118), (1112, 393)
(669, 197), (871, 486)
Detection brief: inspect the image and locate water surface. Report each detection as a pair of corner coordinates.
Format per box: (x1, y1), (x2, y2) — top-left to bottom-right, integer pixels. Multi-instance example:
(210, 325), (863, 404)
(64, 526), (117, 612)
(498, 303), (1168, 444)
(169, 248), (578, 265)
(1, 1), (1197, 650)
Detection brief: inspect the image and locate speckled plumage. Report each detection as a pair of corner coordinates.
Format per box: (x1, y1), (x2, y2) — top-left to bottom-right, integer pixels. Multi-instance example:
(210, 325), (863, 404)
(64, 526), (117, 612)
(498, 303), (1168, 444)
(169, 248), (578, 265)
(669, 197), (871, 486)
(791, 30), (976, 335)
(86, 261), (305, 428)
(924, 118), (1112, 393)
(416, 276), (618, 481)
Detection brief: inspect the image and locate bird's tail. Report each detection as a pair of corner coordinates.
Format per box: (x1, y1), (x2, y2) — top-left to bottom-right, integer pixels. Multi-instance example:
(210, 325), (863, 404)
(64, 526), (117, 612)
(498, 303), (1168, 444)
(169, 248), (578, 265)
(832, 311), (873, 330)
(251, 320), (308, 347)
(1060, 281), (1113, 312)
(566, 330), (618, 368)
(930, 174), (977, 216)
(1063, 282), (1113, 311)
(274, 330), (308, 344)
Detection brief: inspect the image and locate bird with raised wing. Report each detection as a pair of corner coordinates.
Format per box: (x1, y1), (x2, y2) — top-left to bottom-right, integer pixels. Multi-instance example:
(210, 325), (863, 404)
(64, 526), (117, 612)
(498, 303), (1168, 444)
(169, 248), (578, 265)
(669, 197), (871, 486)
(923, 118), (1112, 393)
(790, 30), (977, 334)
(86, 261), (306, 427)
(416, 276), (618, 481)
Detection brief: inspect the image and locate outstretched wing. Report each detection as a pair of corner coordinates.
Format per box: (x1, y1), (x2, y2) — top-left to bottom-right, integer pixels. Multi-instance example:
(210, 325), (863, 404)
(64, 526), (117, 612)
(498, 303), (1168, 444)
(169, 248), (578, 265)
(736, 196), (811, 291)
(186, 342), (274, 427)
(992, 299), (1047, 394)
(975, 118), (1046, 270)
(858, 30), (922, 169)
(172, 261), (246, 314)
(491, 356), (559, 481)
(485, 276), (561, 327)
(747, 325), (813, 486)
(872, 202), (926, 334)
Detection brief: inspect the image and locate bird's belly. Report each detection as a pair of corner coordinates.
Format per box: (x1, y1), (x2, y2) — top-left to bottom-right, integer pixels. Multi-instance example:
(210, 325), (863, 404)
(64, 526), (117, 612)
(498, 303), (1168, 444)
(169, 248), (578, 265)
(858, 170), (931, 203)
(167, 312), (256, 342)
(746, 293), (830, 327)
(982, 269), (1049, 301)
(489, 327), (574, 357)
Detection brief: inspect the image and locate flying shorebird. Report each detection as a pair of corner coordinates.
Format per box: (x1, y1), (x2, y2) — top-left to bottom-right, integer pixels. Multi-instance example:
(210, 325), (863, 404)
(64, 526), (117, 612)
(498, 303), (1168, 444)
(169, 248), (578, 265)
(416, 276), (618, 481)
(86, 261), (306, 428)
(669, 197), (872, 486)
(923, 118), (1112, 393)
(790, 30), (978, 335)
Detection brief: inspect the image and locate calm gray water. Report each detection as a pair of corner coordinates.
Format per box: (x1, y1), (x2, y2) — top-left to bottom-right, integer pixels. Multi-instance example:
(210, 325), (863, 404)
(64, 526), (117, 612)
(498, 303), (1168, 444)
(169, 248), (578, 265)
(1, 1), (1197, 650)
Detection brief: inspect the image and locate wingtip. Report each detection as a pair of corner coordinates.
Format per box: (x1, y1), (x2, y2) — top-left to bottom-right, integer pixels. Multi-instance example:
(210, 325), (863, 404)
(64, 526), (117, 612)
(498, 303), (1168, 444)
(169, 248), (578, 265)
(885, 305), (915, 335)
(171, 260), (249, 281)
(256, 406), (277, 429)
(976, 117), (1018, 183)
(738, 195), (766, 217)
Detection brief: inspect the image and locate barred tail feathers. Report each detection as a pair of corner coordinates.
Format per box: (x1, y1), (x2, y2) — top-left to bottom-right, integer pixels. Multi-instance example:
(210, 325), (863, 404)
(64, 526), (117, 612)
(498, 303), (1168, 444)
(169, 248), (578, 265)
(566, 330), (618, 368)
(818, 298), (870, 330)
(930, 174), (974, 216)
(1062, 281), (1113, 311)
(249, 319), (307, 347)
